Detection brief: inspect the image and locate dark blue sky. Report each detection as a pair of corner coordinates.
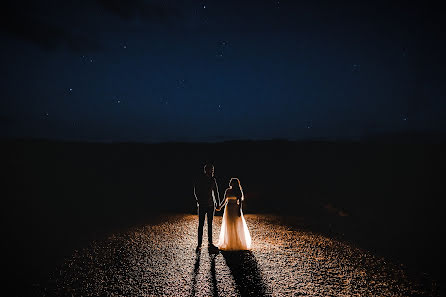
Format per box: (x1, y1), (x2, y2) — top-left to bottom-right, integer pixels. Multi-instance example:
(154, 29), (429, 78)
(1, 0), (445, 142)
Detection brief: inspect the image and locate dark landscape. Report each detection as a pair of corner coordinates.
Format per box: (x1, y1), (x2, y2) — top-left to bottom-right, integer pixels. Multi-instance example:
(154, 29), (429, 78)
(2, 0), (446, 295)
(3, 137), (445, 296)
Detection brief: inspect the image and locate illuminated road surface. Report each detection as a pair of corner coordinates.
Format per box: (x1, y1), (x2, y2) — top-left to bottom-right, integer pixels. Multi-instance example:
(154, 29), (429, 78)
(53, 214), (428, 296)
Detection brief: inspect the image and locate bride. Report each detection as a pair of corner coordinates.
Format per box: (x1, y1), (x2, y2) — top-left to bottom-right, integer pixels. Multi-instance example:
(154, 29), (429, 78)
(216, 178), (251, 251)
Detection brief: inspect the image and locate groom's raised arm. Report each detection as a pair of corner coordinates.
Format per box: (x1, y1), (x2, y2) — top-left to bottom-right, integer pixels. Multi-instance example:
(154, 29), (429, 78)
(193, 178), (199, 205)
(213, 178), (220, 205)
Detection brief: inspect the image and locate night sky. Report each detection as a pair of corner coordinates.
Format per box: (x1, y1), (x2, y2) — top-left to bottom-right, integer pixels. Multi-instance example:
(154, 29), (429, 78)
(1, 0), (445, 142)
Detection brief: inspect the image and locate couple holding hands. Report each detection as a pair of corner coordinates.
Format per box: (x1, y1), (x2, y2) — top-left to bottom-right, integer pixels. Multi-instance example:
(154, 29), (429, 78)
(194, 164), (251, 252)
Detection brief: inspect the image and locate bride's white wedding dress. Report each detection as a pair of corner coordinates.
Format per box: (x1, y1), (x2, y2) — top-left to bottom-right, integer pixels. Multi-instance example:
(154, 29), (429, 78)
(218, 196), (251, 251)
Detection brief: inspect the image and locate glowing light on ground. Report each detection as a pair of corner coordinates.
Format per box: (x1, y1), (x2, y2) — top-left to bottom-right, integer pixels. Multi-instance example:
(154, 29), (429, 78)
(52, 214), (428, 296)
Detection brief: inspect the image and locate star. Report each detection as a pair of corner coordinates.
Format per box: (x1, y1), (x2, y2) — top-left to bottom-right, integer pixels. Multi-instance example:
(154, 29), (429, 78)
(177, 79), (186, 87)
(69, 88), (73, 92)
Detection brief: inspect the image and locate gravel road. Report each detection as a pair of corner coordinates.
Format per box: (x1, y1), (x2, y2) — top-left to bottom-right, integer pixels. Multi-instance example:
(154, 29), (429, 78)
(49, 214), (432, 296)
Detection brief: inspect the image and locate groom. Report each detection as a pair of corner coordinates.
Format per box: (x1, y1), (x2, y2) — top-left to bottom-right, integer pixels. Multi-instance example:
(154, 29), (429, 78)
(194, 164), (220, 251)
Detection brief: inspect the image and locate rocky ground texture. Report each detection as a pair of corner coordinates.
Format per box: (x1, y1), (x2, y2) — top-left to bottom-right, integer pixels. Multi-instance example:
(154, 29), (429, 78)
(47, 214), (434, 296)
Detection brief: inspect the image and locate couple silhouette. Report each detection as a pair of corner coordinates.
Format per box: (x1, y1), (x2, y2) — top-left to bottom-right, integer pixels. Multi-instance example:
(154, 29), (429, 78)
(194, 164), (251, 252)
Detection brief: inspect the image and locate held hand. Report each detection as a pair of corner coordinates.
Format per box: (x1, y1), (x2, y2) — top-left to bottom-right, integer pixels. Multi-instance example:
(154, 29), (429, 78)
(216, 203), (223, 211)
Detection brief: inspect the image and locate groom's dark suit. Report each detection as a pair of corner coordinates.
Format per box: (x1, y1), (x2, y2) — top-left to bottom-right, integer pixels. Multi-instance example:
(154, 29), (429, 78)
(194, 173), (220, 246)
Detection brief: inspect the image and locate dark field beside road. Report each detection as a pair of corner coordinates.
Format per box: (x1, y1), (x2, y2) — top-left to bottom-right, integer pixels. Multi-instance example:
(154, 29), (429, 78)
(2, 139), (444, 296)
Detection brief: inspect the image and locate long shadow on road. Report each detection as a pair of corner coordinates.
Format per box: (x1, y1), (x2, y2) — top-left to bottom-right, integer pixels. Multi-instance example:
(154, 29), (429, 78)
(221, 250), (269, 297)
(191, 248), (269, 297)
(210, 252), (219, 297)
(191, 251), (202, 297)
(191, 248), (220, 297)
